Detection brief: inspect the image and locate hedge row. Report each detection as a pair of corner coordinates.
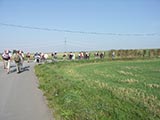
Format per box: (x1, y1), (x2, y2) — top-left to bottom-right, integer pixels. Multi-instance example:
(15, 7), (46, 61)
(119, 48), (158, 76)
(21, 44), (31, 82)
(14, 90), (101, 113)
(108, 49), (160, 59)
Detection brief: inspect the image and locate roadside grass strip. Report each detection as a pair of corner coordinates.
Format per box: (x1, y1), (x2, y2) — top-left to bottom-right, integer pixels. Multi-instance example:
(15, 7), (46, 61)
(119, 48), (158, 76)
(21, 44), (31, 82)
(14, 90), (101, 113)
(35, 59), (160, 120)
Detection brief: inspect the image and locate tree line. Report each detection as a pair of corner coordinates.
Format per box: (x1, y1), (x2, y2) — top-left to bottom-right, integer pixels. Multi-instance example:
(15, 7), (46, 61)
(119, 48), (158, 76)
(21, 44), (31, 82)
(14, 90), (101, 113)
(108, 49), (160, 59)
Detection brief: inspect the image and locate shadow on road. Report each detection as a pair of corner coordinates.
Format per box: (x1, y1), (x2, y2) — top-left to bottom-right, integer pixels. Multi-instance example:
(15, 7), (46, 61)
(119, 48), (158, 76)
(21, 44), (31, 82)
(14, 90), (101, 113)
(10, 68), (17, 73)
(9, 65), (30, 74)
(10, 64), (16, 68)
(21, 66), (30, 73)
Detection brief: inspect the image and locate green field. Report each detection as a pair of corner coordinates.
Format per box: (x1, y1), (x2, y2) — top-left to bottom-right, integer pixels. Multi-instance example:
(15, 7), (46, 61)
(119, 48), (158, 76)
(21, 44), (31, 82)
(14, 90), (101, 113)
(35, 59), (160, 120)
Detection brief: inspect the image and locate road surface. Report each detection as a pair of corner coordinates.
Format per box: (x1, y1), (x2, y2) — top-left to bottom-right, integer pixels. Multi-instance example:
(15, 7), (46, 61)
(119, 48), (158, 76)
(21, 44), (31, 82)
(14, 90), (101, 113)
(0, 61), (53, 120)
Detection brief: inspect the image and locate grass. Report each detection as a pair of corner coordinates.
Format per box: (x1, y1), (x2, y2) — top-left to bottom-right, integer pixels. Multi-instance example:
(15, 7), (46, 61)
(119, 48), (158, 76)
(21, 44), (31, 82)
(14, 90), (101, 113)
(35, 59), (160, 120)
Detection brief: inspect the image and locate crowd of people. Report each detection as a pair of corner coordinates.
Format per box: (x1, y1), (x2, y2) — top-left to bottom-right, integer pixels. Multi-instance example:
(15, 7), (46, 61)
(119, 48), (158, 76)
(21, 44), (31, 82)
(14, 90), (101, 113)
(62, 51), (104, 60)
(1, 49), (107, 74)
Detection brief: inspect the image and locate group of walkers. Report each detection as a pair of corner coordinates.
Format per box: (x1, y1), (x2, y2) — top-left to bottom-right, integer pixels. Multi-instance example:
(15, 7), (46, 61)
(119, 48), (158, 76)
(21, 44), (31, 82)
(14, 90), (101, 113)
(94, 51), (105, 59)
(1, 50), (107, 74)
(63, 51), (104, 60)
(34, 52), (48, 63)
(1, 50), (49, 74)
(60, 52), (90, 60)
(1, 50), (25, 74)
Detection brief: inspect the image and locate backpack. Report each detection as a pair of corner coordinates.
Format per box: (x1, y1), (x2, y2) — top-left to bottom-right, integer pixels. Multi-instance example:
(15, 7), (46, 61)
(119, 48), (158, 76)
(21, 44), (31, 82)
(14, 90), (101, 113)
(2, 53), (10, 60)
(14, 54), (20, 63)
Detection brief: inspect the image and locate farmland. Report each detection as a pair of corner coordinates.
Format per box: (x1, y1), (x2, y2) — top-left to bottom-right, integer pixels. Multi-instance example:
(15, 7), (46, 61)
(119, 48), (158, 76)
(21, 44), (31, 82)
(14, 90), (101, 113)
(35, 59), (160, 120)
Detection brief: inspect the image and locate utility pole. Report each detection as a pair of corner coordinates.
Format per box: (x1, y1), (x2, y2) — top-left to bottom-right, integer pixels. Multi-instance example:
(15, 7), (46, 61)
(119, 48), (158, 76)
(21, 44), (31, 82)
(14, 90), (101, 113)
(64, 37), (67, 52)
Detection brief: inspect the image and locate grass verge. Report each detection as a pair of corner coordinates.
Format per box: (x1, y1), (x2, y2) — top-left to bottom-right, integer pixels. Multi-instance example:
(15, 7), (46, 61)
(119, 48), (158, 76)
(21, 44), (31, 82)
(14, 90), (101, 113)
(35, 59), (160, 120)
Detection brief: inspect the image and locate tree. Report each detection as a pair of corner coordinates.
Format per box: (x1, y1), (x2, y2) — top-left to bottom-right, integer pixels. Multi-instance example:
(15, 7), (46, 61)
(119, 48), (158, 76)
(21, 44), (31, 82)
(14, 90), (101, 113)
(157, 49), (160, 57)
(149, 49), (156, 58)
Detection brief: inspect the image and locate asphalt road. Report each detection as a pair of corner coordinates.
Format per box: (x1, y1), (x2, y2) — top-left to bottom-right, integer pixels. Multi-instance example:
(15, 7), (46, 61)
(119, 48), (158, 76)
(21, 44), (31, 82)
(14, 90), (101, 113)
(0, 61), (53, 120)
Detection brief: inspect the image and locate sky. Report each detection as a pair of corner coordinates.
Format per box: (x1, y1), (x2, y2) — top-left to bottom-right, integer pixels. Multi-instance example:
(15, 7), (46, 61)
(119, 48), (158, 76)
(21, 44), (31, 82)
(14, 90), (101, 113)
(0, 0), (160, 53)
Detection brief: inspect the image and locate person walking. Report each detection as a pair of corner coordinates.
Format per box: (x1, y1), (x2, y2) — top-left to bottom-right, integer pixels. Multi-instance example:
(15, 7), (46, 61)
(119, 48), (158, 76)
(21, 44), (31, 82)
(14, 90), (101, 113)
(112, 51), (115, 60)
(1, 50), (12, 74)
(19, 50), (24, 68)
(14, 50), (21, 73)
(26, 52), (31, 63)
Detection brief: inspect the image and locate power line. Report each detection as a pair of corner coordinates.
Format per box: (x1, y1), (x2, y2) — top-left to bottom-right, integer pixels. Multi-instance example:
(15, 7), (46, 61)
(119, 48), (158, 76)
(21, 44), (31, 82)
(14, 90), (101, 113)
(0, 22), (160, 36)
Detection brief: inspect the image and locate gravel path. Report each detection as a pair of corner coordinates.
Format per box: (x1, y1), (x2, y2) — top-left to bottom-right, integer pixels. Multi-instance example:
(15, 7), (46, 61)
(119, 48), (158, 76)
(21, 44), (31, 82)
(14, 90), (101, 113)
(0, 61), (53, 120)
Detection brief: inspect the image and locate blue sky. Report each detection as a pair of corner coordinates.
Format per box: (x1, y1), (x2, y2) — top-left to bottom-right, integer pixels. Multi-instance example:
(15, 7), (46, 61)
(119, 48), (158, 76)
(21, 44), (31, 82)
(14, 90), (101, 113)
(0, 0), (160, 53)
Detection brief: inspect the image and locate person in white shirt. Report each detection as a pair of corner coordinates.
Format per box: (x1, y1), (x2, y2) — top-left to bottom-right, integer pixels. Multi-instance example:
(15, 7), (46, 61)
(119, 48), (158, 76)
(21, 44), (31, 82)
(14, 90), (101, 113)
(2, 50), (12, 74)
